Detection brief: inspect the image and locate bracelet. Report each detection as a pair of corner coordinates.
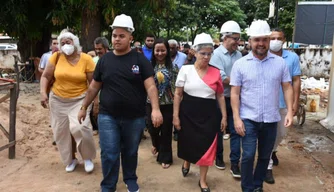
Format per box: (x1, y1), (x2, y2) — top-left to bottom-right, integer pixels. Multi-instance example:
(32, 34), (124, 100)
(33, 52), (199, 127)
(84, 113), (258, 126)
(80, 106), (87, 110)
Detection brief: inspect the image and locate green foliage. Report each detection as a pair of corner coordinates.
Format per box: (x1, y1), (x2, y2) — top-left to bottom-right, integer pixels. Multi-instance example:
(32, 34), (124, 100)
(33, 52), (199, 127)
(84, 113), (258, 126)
(144, 0), (247, 43)
(237, 0), (297, 41)
(0, 0), (250, 60)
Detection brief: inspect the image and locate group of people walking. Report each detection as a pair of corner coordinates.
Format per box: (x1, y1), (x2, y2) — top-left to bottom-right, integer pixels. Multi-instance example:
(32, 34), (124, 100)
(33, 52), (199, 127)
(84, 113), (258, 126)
(39, 13), (300, 192)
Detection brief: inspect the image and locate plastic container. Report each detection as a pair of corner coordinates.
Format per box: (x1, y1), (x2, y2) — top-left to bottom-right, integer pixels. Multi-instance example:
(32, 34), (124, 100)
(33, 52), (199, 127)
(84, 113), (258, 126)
(306, 95), (320, 112)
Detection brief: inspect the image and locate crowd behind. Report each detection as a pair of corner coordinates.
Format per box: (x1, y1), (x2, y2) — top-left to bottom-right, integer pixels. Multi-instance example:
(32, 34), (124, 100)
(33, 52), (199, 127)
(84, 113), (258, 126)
(38, 14), (300, 192)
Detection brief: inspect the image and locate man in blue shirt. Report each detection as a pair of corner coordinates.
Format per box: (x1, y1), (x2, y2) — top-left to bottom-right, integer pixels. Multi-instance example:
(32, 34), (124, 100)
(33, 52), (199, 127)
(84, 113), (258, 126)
(264, 28), (301, 184)
(168, 39), (187, 141)
(38, 38), (58, 73)
(210, 20), (242, 178)
(230, 20), (294, 192)
(168, 39), (187, 69)
(142, 34), (155, 61)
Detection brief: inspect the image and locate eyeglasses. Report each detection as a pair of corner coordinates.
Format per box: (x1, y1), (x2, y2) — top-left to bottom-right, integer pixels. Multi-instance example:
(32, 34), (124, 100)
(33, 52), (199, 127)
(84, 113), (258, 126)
(227, 36), (240, 41)
(198, 52), (213, 57)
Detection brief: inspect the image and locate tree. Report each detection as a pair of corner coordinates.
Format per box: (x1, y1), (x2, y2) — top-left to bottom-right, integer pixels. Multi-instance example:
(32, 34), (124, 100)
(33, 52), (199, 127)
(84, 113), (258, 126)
(0, 0), (248, 62)
(0, 0), (64, 61)
(237, 0), (297, 41)
(179, 0), (247, 43)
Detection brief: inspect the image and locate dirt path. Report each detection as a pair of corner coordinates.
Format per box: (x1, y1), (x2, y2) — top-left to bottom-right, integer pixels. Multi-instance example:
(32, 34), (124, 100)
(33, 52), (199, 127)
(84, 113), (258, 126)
(0, 83), (333, 192)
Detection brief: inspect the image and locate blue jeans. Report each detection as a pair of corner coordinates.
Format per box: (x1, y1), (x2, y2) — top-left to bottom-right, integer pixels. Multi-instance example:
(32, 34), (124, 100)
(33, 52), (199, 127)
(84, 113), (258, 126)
(241, 119), (277, 192)
(216, 105), (224, 160)
(226, 97), (241, 165)
(98, 114), (145, 192)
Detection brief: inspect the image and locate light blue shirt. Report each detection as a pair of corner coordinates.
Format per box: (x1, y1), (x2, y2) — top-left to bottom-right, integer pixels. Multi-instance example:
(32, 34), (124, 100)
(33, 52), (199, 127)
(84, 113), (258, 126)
(173, 51), (187, 69)
(230, 52), (291, 123)
(278, 50), (301, 108)
(210, 45), (242, 97)
(39, 51), (52, 69)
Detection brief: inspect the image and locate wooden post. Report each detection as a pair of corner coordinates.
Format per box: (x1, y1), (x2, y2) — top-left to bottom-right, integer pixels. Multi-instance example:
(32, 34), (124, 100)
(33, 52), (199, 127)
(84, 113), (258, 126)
(8, 83), (17, 159)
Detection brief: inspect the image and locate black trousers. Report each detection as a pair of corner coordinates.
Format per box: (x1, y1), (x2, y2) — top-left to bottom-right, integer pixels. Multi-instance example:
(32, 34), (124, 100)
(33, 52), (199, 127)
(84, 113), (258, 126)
(90, 103), (98, 131)
(146, 104), (173, 164)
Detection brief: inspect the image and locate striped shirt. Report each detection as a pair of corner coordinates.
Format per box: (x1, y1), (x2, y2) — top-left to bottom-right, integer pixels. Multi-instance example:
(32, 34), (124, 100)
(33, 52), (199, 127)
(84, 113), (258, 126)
(230, 52), (291, 123)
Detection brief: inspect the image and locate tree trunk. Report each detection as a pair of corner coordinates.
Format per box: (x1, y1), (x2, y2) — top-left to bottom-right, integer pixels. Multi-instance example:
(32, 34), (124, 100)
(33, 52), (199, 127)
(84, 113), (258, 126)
(80, 7), (101, 53)
(17, 35), (31, 63)
(35, 28), (52, 58)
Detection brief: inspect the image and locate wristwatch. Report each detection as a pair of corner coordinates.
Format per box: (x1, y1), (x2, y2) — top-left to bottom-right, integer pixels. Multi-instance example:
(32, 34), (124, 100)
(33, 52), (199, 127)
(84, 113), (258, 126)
(80, 106), (87, 110)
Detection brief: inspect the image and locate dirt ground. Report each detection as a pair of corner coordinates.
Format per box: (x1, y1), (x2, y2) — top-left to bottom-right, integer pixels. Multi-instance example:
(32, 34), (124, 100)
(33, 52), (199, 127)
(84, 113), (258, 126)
(0, 83), (333, 192)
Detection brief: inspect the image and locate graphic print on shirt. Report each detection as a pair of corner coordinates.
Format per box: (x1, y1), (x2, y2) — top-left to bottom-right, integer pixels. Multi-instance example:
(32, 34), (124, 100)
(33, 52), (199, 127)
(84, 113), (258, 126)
(156, 68), (170, 98)
(132, 65), (140, 74)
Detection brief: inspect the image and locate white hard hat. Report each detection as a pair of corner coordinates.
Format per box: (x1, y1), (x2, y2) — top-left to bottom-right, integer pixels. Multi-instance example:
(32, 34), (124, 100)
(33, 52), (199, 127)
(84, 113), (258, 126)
(220, 20), (241, 34)
(247, 20), (271, 37)
(110, 14), (135, 32)
(193, 33), (213, 47)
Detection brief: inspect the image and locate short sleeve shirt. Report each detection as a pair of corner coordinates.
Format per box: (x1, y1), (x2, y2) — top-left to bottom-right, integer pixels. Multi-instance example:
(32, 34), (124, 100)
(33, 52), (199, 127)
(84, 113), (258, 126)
(173, 51), (187, 69)
(50, 52), (95, 98)
(278, 50), (301, 108)
(39, 51), (52, 69)
(94, 49), (154, 118)
(176, 65), (223, 99)
(210, 45), (242, 97)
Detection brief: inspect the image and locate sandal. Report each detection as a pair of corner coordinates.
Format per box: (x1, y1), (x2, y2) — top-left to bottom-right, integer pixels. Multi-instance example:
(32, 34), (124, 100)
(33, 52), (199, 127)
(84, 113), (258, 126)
(151, 147), (157, 155)
(162, 163), (171, 169)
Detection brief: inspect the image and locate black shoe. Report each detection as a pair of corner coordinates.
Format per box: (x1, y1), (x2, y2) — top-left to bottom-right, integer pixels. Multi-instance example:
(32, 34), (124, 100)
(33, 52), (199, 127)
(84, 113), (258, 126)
(230, 164), (241, 178)
(272, 151), (279, 166)
(264, 169), (275, 184)
(215, 158), (225, 170)
(181, 161), (190, 177)
(173, 133), (178, 141)
(198, 181), (210, 192)
(253, 187), (263, 192)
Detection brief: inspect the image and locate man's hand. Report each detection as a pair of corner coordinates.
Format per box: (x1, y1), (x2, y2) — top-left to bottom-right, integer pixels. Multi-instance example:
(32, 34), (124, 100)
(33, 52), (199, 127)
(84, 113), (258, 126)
(284, 111), (293, 127)
(40, 92), (49, 108)
(151, 109), (163, 128)
(221, 117), (227, 132)
(173, 116), (181, 130)
(292, 102), (299, 116)
(78, 108), (87, 124)
(234, 117), (245, 137)
(93, 104), (99, 118)
(187, 49), (195, 60)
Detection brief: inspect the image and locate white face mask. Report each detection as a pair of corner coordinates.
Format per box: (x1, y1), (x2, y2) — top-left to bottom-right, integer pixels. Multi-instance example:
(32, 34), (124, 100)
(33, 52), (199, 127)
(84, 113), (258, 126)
(238, 45), (244, 51)
(61, 44), (75, 55)
(270, 40), (283, 52)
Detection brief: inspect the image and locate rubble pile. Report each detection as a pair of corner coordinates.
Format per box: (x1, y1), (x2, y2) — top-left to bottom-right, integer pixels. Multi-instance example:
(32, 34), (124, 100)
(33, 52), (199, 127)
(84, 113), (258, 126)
(301, 77), (329, 110)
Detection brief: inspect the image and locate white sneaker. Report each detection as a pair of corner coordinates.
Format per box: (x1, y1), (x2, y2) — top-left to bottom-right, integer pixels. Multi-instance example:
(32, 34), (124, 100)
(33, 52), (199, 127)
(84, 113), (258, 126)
(223, 134), (230, 140)
(84, 159), (94, 173)
(65, 159), (78, 172)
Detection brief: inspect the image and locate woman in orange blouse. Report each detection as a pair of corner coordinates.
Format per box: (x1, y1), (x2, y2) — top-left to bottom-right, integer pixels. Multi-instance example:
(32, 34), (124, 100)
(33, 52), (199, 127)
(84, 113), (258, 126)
(40, 32), (97, 173)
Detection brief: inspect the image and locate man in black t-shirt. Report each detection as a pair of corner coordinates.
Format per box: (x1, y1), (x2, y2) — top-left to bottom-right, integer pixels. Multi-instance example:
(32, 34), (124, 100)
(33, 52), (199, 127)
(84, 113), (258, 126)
(78, 14), (163, 192)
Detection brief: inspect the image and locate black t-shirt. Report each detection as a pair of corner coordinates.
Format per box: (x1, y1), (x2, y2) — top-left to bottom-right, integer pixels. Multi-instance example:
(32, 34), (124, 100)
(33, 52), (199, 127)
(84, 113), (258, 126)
(94, 49), (154, 118)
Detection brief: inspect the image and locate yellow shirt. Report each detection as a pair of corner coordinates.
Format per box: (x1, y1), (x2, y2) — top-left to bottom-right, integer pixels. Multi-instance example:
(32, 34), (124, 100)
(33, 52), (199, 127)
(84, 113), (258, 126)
(49, 52), (95, 98)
